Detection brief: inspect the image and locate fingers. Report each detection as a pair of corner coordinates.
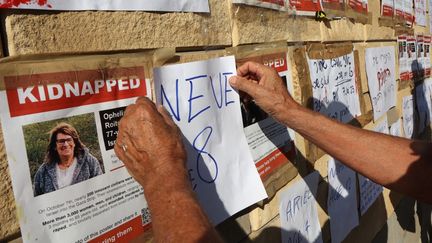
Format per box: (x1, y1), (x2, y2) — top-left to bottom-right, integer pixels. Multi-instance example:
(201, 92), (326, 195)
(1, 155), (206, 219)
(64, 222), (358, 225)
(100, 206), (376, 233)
(229, 76), (260, 99)
(236, 61), (266, 79)
(157, 105), (177, 128)
(115, 132), (149, 169)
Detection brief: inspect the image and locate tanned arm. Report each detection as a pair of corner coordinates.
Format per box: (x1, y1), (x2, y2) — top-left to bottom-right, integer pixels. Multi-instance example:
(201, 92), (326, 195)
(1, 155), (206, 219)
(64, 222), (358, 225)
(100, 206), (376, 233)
(115, 97), (222, 243)
(229, 61), (432, 204)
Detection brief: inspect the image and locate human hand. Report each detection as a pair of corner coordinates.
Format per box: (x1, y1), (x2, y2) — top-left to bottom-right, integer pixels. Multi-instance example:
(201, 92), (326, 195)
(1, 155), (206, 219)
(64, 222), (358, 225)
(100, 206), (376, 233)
(229, 61), (300, 123)
(114, 97), (187, 188)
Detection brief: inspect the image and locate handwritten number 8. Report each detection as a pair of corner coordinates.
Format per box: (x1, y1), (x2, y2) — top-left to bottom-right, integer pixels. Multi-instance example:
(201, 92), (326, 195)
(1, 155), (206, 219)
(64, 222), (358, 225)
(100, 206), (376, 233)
(193, 126), (219, 183)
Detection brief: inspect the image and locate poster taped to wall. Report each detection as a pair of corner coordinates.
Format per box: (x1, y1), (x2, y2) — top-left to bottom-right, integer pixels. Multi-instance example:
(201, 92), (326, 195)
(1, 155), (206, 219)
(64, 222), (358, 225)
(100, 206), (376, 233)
(0, 0), (210, 12)
(307, 51), (362, 124)
(0, 51), (171, 242)
(381, 0), (394, 17)
(414, 0), (427, 26)
(232, 0), (286, 11)
(327, 157), (359, 243)
(289, 0), (322, 16)
(398, 36), (410, 81)
(365, 46), (397, 121)
(359, 117), (386, 215)
(347, 0), (368, 14)
(407, 36), (418, 79)
(235, 52), (297, 180)
(395, 0), (404, 19)
(280, 172), (323, 243)
(403, 0), (414, 24)
(322, 0), (345, 12)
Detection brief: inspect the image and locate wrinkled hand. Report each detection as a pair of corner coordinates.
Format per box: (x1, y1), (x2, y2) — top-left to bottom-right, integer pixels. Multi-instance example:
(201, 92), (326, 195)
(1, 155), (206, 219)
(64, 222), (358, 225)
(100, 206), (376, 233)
(229, 61), (300, 123)
(114, 97), (187, 188)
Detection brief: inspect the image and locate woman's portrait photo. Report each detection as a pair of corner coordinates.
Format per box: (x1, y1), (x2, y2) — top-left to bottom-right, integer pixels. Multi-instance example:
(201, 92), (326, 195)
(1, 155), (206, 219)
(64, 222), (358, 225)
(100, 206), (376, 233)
(23, 114), (104, 197)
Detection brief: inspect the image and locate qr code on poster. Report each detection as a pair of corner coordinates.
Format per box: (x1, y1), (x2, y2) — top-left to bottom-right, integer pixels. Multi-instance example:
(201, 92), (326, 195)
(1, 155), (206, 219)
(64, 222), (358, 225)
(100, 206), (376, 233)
(141, 208), (152, 225)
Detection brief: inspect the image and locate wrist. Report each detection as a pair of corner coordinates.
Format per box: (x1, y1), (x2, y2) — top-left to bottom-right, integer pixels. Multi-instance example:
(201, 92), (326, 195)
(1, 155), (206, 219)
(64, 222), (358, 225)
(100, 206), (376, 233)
(141, 158), (192, 196)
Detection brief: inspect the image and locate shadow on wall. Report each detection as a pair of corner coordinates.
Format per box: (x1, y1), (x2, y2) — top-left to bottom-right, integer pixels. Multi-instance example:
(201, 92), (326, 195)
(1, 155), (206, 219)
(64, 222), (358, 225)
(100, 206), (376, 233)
(176, 85), (432, 243)
(381, 60), (432, 243)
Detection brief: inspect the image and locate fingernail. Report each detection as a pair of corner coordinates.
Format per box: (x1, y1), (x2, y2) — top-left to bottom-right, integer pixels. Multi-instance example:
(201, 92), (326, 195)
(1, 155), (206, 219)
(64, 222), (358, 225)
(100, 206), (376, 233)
(229, 76), (237, 85)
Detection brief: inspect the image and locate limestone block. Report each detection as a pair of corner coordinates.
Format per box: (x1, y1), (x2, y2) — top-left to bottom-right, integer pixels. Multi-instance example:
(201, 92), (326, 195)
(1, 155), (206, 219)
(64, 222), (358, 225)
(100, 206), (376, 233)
(244, 214), (282, 243)
(5, 0), (232, 56)
(320, 18), (365, 42)
(364, 0), (395, 41)
(231, 5), (321, 46)
(0, 124), (20, 240)
(177, 49), (226, 63)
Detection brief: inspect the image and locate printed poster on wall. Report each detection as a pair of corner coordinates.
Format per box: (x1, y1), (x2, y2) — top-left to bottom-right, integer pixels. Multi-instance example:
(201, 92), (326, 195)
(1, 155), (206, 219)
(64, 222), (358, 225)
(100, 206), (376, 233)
(417, 35), (425, 75)
(348, 0), (368, 14)
(415, 78), (432, 133)
(231, 0), (286, 11)
(403, 0), (414, 24)
(0, 55), (158, 242)
(415, 0), (427, 26)
(407, 36), (418, 79)
(307, 52), (362, 123)
(365, 46), (397, 121)
(423, 36), (431, 77)
(381, 0), (394, 17)
(430, 0), (432, 33)
(395, 0), (404, 19)
(0, 0), (210, 12)
(154, 56), (267, 225)
(236, 53), (297, 180)
(322, 0), (345, 11)
(402, 95), (414, 138)
(359, 118), (387, 215)
(398, 35), (410, 81)
(280, 172), (323, 243)
(289, 0), (322, 16)
(389, 118), (403, 137)
(327, 158), (359, 243)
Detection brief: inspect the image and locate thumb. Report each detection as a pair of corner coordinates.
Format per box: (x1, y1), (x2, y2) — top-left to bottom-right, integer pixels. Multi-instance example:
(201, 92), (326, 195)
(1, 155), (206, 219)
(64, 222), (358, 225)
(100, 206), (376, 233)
(229, 76), (260, 98)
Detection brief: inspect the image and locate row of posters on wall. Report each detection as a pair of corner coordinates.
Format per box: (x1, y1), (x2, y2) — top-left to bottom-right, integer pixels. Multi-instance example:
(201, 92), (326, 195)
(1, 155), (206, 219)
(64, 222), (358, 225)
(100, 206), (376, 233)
(233, 0), (367, 16)
(0, 0), (210, 12)
(2, 41), (431, 242)
(234, 0), (430, 27)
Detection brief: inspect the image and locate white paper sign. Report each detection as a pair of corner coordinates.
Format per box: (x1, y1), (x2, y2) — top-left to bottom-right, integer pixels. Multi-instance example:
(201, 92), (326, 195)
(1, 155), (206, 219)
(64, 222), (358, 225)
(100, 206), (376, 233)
(415, 0), (427, 26)
(0, 0), (210, 12)
(359, 118), (387, 215)
(398, 36), (409, 81)
(430, 0), (432, 33)
(415, 82), (431, 133)
(381, 0), (394, 17)
(365, 46), (397, 121)
(402, 95), (414, 138)
(327, 158), (359, 243)
(389, 119), (403, 137)
(280, 172), (323, 243)
(154, 56), (267, 225)
(308, 52), (361, 123)
(232, 0), (286, 11)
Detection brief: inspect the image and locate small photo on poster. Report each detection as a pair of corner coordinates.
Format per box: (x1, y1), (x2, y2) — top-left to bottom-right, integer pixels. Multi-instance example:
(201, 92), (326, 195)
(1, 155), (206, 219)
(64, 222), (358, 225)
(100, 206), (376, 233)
(240, 76), (288, 127)
(23, 113), (105, 197)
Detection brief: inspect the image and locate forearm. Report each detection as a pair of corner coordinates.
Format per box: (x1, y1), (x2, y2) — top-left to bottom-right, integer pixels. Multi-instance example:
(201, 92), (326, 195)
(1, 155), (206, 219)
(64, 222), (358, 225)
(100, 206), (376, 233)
(281, 103), (432, 203)
(142, 161), (222, 243)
